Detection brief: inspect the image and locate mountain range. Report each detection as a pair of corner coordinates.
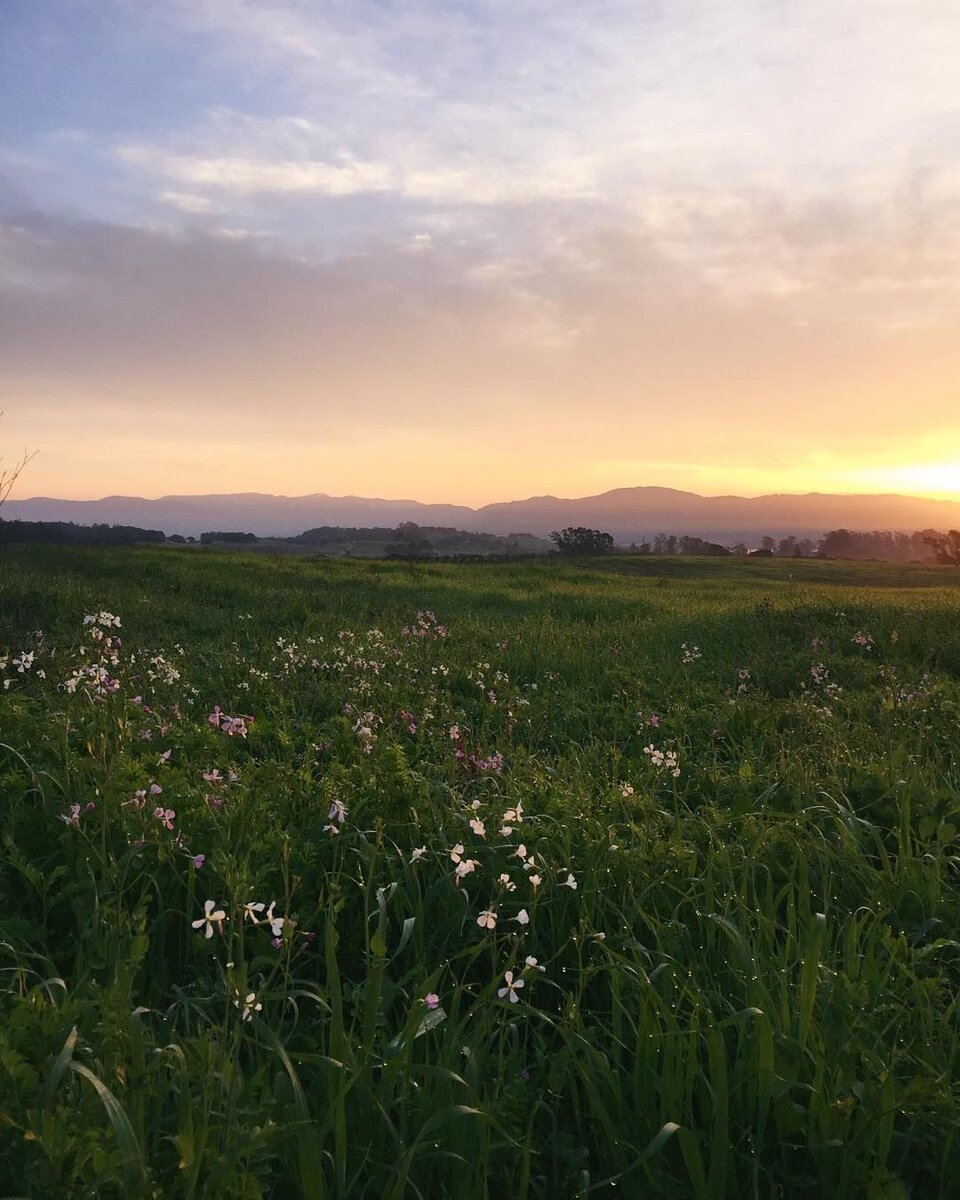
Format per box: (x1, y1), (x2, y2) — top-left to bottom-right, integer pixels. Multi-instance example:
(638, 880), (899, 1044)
(6, 487), (960, 543)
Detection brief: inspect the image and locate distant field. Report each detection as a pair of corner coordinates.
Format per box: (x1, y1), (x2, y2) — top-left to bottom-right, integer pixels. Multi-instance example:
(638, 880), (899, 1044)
(2, 546), (960, 1198)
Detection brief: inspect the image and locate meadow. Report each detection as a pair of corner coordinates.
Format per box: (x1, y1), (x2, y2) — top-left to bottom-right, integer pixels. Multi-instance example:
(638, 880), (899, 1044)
(2, 545), (960, 1198)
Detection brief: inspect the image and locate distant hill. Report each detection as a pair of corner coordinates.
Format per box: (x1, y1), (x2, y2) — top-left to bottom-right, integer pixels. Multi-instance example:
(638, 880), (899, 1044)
(6, 486), (960, 542)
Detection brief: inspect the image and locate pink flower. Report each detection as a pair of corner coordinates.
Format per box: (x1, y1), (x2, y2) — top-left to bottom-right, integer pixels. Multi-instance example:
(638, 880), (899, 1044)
(423, 992), (440, 1010)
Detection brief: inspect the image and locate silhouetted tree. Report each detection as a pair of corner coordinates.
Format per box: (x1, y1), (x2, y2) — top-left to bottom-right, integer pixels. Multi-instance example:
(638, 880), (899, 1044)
(550, 527), (615, 554)
(924, 530), (960, 565)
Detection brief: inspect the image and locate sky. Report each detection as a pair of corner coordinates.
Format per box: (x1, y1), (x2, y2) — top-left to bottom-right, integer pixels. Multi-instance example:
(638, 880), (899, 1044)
(2, 0), (960, 504)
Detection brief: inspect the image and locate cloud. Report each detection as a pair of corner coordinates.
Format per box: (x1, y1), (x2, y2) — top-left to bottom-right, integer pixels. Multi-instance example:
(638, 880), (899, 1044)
(129, 147), (394, 197)
(159, 189), (226, 213)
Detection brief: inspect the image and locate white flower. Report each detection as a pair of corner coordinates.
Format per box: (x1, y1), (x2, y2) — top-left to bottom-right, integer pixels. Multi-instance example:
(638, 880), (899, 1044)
(265, 901), (285, 938)
(513, 909), (530, 926)
(192, 900), (226, 939)
(468, 818), (486, 837)
(476, 909), (498, 930)
(243, 901), (265, 923)
(498, 970), (524, 1003)
(561, 873), (577, 890)
(449, 843), (465, 863)
(524, 955), (545, 972)
(234, 991), (263, 1021)
(498, 873), (516, 892)
(410, 846), (427, 863)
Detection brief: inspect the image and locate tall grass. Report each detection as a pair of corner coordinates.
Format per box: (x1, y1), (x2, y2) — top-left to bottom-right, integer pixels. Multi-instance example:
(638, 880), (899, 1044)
(1, 546), (959, 1197)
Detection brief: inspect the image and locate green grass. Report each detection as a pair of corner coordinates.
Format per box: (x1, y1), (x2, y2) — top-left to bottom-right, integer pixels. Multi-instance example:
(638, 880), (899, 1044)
(2, 545), (960, 1198)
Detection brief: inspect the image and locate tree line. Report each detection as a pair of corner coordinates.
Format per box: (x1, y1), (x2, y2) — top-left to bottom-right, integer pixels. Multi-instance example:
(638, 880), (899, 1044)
(553, 525), (960, 563)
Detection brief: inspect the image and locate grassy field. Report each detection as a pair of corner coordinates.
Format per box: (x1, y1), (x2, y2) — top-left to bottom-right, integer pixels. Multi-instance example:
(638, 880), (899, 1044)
(2, 545), (960, 1198)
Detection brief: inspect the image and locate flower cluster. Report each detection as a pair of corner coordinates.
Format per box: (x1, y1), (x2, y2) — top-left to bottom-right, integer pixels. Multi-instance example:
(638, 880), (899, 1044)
(207, 706), (252, 738)
(644, 744), (681, 777)
(402, 610), (448, 639)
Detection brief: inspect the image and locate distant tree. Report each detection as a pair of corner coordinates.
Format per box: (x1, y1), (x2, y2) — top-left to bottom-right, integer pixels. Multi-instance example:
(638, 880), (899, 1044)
(730, 542), (748, 556)
(776, 536), (797, 558)
(760, 536), (777, 553)
(393, 521), (435, 558)
(168, 534), (186, 544)
(550, 527), (615, 554)
(796, 538), (815, 557)
(678, 535), (707, 555)
(199, 531), (257, 544)
(924, 529), (960, 565)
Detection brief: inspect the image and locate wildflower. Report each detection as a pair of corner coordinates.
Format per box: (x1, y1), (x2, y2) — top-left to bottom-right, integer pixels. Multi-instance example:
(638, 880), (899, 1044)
(524, 955), (545, 972)
(410, 846), (427, 863)
(423, 992), (440, 1010)
(468, 818), (486, 837)
(243, 901), (266, 923)
(234, 991), (262, 1021)
(513, 909), (530, 926)
(323, 800), (347, 836)
(620, 782), (634, 797)
(59, 803), (82, 829)
(449, 843), (465, 864)
(476, 908), (498, 930)
(202, 769), (223, 784)
(528, 873), (542, 891)
(154, 807), (176, 830)
(149, 783), (163, 796)
(265, 902), (285, 938)
(191, 854), (206, 869)
(192, 900), (226, 939)
(158, 749), (172, 765)
(503, 802), (524, 823)
(498, 970), (524, 1003)
(454, 858), (479, 884)
(514, 844), (527, 860)
(498, 873), (516, 891)
(561, 872), (577, 890)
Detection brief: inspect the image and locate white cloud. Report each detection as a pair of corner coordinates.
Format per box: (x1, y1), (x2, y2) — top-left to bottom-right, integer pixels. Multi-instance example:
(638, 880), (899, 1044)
(160, 189), (225, 213)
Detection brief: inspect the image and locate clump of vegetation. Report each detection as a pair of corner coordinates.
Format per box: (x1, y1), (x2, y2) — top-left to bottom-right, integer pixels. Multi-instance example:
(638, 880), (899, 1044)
(2, 546), (960, 1198)
(549, 526), (615, 553)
